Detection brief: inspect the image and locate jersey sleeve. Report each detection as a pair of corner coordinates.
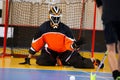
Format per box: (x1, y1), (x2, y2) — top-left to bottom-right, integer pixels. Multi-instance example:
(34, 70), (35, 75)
(29, 26), (45, 55)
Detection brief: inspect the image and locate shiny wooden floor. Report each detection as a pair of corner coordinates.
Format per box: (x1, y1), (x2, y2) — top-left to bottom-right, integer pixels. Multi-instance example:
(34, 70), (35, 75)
(0, 52), (114, 80)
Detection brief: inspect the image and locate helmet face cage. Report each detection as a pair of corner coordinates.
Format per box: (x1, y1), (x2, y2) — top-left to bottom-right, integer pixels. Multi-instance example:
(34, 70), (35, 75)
(49, 6), (62, 28)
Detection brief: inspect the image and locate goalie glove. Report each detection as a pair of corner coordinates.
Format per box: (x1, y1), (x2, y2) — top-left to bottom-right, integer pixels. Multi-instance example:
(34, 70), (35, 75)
(72, 37), (86, 49)
(19, 58), (31, 65)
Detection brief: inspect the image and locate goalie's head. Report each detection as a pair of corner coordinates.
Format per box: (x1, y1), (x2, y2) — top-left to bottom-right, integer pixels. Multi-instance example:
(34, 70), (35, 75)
(49, 6), (62, 28)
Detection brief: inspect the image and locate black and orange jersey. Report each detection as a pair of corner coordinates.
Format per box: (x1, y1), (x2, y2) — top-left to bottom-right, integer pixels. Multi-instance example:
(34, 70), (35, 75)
(29, 21), (75, 54)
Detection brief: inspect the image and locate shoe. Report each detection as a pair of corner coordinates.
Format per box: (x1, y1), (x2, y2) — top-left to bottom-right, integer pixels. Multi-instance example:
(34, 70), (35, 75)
(93, 59), (104, 69)
(116, 76), (120, 80)
(112, 70), (120, 80)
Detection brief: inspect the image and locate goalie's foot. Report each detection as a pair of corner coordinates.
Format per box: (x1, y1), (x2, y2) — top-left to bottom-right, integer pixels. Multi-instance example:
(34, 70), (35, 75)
(93, 59), (104, 69)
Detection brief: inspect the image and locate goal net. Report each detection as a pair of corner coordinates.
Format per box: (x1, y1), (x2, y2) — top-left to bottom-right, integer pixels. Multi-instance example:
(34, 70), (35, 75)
(1, 0), (103, 57)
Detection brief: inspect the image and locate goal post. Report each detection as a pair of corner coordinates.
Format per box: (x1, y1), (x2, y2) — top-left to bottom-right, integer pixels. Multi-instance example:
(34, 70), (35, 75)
(3, 0), (9, 57)
(1, 0), (103, 57)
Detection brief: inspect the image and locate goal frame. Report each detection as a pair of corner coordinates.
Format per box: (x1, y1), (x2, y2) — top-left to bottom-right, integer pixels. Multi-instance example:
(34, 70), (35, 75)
(1, 0), (98, 58)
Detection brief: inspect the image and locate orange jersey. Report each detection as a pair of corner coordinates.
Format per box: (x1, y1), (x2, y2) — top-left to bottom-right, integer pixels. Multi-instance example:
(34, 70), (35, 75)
(30, 21), (75, 54)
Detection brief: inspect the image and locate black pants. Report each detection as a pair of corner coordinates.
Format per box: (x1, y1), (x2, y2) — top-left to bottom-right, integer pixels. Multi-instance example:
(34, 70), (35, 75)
(36, 48), (94, 68)
(104, 21), (120, 44)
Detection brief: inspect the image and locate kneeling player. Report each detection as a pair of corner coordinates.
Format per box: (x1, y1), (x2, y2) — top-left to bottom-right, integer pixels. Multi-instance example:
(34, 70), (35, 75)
(19, 6), (104, 69)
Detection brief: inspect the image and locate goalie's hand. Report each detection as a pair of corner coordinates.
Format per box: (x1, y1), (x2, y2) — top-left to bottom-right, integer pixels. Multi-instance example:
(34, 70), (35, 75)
(72, 37), (86, 49)
(19, 58), (31, 65)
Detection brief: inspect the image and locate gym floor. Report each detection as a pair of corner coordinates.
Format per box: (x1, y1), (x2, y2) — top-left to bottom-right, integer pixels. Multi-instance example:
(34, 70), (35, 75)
(0, 52), (114, 80)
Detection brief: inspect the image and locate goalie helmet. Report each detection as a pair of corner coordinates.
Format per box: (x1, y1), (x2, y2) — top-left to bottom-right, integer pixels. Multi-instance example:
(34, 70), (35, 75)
(49, 6), (62, 28)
